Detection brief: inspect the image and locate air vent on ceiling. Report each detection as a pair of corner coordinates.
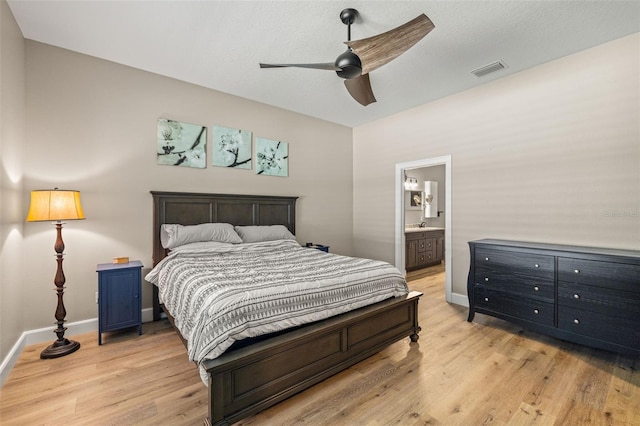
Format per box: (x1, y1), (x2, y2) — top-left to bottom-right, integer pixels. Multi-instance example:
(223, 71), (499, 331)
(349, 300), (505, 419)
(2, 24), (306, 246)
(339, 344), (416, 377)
(471, 60), (506, 78)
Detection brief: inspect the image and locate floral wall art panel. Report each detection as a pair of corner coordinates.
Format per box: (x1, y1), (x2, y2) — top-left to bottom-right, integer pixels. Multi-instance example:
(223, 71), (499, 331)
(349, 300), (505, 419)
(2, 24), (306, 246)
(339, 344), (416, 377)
(157, 119), (206, 168)
(256, 137), (288, 177)
(212, 125), (252, 169)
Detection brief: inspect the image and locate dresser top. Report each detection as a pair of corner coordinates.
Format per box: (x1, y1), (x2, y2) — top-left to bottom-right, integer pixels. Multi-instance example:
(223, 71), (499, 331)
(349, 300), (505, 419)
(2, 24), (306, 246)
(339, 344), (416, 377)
(470, 239), (640, 260)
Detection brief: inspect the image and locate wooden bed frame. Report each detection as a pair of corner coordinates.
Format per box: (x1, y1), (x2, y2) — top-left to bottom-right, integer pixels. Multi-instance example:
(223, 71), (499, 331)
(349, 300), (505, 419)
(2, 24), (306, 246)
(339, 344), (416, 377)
(150, 191), (422, 426)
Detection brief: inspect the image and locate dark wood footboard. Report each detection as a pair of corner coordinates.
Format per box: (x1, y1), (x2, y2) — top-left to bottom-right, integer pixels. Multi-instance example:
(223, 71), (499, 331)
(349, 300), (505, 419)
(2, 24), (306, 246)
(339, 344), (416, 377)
(202, 291), (422, 426)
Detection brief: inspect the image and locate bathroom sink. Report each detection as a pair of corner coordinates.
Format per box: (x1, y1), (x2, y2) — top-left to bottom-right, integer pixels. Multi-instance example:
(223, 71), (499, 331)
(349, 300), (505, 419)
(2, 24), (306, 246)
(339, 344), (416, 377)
(405, 226), (444, 233)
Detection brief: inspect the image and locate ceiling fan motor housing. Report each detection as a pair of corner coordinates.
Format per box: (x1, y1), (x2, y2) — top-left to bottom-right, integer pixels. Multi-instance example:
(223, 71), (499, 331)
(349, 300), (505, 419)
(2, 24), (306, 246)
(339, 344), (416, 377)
(335, 50), (362, 79)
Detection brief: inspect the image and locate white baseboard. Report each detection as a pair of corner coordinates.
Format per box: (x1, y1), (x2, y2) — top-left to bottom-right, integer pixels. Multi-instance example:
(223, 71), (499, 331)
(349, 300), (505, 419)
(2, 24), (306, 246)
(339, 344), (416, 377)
(450, 292), (469, 307)
(0, 307), (154, 387)
(23, 318), (99, 348)
(0, 333), (27, 388)
(141, 307), (154, 323)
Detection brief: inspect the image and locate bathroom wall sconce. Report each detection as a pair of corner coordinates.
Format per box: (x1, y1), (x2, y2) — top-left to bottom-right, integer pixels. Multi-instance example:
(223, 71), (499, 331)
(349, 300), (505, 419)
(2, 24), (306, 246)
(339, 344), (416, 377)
(404, 172), (418, 190)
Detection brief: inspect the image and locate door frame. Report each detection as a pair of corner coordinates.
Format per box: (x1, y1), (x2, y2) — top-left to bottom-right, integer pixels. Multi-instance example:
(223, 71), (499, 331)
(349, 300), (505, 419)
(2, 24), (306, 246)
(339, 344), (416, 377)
(395, 155), (452, 303)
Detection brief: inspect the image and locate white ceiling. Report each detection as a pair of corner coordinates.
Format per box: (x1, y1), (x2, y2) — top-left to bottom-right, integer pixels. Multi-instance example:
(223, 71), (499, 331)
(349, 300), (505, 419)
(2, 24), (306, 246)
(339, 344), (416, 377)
(8, 0), (640, 127)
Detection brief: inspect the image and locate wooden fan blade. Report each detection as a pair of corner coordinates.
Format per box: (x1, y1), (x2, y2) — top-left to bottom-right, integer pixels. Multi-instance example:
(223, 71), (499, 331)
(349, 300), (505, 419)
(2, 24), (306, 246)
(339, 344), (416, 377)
(259, 62), (339, 71)
(344, 74), (377, 106)
(344, 14), (434, 75)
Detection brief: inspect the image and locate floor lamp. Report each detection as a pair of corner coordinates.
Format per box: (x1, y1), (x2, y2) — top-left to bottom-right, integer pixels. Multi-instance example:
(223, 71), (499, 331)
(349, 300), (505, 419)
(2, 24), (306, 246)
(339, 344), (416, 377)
(26, 188), (85, 359)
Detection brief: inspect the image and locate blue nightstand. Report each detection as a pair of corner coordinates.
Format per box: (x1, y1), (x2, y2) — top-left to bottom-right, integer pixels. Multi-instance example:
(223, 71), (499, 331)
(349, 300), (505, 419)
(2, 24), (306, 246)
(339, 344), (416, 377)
(305, 243), (330, 253)
(96, 260), (143, 345)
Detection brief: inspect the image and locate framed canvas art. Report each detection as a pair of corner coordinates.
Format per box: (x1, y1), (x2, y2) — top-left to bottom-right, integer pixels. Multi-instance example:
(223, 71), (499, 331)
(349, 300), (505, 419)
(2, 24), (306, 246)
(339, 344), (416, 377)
(212, 125), (252, 169)
(410, 191), (423, 207)
(157, 119), (206, 168)
(255, 137), (288, 177)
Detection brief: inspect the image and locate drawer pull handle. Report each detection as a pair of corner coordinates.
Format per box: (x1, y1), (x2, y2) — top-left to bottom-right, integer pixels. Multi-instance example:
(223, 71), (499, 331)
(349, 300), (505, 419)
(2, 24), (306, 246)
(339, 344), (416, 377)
(485, 257), (489, 261)
(574, 319), (580, 324)
(533, 309), (539, 314)
(534, 264), (540, 268)
(534, 286), (540, 291)
(574, 269), (580, 274)
(484, 297), (489, 302)
(573, 294), (580, 299)
(484, 277), (489, 282)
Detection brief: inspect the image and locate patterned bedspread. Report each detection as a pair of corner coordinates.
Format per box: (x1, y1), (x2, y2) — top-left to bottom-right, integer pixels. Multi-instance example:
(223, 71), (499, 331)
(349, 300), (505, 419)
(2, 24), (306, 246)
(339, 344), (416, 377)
(145, 239), (408, 370)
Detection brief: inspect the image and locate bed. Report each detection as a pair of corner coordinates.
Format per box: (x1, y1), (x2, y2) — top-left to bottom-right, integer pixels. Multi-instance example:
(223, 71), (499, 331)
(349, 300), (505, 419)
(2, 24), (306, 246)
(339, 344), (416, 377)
(149, 191), (423, 426)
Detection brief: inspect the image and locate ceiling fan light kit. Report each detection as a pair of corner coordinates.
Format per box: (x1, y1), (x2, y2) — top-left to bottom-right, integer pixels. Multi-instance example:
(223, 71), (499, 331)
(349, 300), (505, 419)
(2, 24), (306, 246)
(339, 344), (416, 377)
(259, 8), (434, 106)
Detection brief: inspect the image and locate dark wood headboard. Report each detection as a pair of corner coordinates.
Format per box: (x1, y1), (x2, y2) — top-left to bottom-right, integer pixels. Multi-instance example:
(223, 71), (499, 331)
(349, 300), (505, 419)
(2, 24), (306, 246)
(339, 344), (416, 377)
(151, 191), (298, 266)
(150, 191), (298, 320)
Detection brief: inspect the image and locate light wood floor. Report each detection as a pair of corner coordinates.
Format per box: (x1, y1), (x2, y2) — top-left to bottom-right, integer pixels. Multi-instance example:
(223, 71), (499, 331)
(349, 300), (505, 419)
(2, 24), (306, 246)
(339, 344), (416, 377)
(1, 264), (638, 425)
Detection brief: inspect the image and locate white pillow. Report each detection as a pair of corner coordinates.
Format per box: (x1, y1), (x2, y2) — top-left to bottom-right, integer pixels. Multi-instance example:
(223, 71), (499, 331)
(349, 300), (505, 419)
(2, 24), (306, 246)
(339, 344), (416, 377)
(161, 223), (242, 249)
(234, 225), (296, 243)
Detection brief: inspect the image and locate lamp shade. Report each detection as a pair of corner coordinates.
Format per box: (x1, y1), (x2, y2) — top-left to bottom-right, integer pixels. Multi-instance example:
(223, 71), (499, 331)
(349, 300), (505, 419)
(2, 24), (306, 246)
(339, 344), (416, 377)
(26, 189), (85, 222)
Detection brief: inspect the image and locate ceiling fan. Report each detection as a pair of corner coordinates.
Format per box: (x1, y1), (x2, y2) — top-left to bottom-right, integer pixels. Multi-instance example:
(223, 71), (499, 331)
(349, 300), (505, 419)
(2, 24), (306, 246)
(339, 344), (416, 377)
(259, 8), (435, 106)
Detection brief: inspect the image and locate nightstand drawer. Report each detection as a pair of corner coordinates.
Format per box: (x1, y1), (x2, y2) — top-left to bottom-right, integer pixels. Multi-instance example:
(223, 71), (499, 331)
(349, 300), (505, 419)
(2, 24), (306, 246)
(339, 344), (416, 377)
(474, 288), (554, 326)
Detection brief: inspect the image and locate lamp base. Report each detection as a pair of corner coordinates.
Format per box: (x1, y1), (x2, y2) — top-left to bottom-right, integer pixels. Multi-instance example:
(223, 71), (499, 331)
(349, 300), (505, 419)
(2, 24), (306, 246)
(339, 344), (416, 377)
(40, 338), (80, 359)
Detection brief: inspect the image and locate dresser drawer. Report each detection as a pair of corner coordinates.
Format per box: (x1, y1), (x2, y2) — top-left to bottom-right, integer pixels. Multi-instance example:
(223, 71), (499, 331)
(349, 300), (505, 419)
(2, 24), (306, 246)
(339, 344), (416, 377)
(558, 258), (640, 291)
(475, 248), (554, 280)
(474, 274), (554, 301)
(558, 307), (640, 350)
(474, 288), (554, 326)
(558, 282), (640, 319)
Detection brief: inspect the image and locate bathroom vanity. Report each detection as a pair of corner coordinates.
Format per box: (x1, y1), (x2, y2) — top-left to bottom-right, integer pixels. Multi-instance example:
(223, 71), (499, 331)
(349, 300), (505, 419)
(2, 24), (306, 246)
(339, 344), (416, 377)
(405, 228), (444, 271)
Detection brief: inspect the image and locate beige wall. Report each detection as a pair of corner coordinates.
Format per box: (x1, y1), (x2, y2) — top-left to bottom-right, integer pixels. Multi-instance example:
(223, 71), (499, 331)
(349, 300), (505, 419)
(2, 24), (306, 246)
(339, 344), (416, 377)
(353, 34), (640, 297)
(20, 41), (353, 330)
(0, 0), (25, 362)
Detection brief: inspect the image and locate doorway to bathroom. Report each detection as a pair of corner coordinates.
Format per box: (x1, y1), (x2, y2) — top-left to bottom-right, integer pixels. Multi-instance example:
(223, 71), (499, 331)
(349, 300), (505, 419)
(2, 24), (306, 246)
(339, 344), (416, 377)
(395, 155), (452, 302)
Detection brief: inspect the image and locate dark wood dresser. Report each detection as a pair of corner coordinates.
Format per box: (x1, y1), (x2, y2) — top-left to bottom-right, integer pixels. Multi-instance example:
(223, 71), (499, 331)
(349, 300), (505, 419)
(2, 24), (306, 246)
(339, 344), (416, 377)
(467, 239), (640, 356)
